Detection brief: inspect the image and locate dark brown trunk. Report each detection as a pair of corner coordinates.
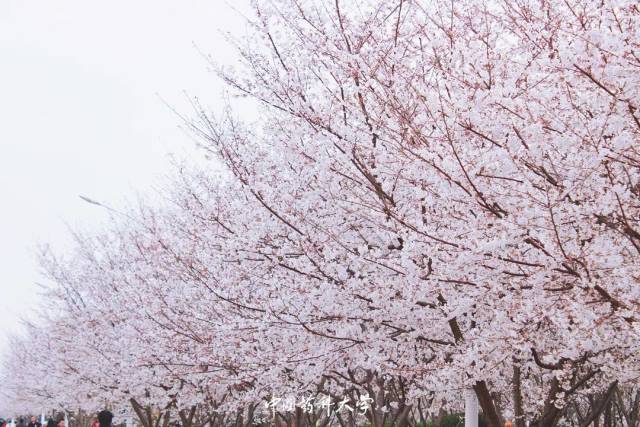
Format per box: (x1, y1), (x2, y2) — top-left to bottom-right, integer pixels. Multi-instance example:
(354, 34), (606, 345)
(129, 399), (151, 427)
(439, 294), (504, 427)
(531, 378), (562, 427)
(513, 365), (526, 427)
(580, 383), (619, 427)
(474, 381), (504, 427)
(178, 407), (196, 427)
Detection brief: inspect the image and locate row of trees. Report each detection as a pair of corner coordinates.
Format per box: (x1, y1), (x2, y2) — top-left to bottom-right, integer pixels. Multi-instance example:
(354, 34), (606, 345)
(2, 0), (639, 426)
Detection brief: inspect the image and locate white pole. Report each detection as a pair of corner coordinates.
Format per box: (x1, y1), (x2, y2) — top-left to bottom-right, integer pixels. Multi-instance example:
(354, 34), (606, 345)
(465, 389), (479, 427)
(41, 414), (45, 425)
(64, 414), (69, 427)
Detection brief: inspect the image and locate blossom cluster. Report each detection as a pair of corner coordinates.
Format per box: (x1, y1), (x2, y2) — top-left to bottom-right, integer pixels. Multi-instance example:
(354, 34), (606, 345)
(1, 1), (639, 426)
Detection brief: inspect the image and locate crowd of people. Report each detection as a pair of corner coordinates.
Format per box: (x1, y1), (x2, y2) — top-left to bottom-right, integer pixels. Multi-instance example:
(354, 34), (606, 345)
(1, 411), (113, 427)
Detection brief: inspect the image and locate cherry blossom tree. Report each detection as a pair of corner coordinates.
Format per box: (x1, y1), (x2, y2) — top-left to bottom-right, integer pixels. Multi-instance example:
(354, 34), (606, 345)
(194, 0), (640, 425)
(2, 1), (640, 427)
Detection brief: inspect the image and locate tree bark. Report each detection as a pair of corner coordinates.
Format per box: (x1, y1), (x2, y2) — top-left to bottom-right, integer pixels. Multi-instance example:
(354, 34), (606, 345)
(579, 382), (619, 427)
(513, 365), (526, 427)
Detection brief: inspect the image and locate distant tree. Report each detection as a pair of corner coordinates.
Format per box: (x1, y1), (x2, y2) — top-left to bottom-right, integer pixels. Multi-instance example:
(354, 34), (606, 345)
(2, 1), (640, 427)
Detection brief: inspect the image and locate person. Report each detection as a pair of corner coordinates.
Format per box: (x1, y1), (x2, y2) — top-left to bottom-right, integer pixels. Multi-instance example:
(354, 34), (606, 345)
(90, 418), (99, 427)
(97, 411), (113, 427)
(46, 419), (55, 427)
(56, 419), (64, 427)
(17, 418), (26, 427)
(27, 417), (41, 427)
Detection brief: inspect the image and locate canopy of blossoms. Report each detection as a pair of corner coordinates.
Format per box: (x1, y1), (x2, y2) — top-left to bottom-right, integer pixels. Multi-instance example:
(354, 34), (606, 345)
(2, 1), (639, 427)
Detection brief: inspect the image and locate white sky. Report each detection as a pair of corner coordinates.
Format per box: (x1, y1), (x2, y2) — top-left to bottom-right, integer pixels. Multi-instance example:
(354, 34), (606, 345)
(0, 0), (250, 357)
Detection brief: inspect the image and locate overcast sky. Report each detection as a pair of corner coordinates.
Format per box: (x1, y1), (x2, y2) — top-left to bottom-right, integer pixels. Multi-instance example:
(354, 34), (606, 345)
(0, 0), (249, 357)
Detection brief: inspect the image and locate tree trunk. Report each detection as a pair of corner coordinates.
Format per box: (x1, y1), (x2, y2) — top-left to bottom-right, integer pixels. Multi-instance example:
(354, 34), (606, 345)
(513, 365), (526, 427)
